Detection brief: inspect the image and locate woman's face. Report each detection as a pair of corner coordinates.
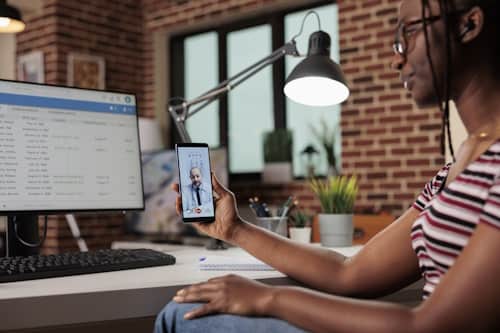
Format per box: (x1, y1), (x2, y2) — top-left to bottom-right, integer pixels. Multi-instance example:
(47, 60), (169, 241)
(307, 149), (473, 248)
(392, 0), (448, 108)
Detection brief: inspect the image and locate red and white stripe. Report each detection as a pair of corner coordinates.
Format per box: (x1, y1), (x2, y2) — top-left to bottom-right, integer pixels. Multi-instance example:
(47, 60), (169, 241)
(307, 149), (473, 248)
(411, 140), (500, 299)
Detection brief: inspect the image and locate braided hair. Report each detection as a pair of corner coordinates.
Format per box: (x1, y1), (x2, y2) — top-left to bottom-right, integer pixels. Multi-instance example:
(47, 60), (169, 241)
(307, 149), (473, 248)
(420, 0), (500, 161)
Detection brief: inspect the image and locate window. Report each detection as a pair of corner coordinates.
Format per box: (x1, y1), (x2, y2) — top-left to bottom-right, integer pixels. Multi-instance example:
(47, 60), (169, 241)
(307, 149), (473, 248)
(184, 32), (219, 147)
(170, 1), (339, 177)
(227, 25), (274, 173)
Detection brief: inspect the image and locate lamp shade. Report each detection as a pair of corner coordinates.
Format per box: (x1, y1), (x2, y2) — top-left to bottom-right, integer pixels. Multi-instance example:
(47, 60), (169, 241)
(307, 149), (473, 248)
(0, 0), (25, 33)
(284, 31), (349, 106)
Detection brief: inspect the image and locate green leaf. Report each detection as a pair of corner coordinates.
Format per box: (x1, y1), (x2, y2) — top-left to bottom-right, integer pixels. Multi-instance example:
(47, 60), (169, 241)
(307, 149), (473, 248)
(309, 175), (358, 214)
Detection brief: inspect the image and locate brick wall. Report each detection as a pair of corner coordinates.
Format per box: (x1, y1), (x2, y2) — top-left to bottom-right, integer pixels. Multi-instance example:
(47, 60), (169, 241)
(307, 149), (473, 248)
(16, 0), (58, 84)
(337, 0), (443, 214)
(11, 0), (444, 253)
(17, 0), (145, 106)
(15, 0), (145, 254)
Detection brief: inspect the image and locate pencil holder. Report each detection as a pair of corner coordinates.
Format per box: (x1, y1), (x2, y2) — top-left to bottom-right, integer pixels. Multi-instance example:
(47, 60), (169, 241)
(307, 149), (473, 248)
(255, 217), (288, 237)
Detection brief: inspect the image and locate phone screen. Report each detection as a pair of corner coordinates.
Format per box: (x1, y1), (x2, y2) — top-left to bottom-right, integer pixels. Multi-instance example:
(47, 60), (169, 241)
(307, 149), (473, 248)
(176, 143), (215, 222)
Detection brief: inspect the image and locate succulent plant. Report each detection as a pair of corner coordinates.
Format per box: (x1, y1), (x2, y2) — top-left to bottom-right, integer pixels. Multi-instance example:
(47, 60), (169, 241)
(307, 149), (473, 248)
(289, 210), (312, 228)
(309, 175), (358, 214)
(263, 129), (293, 163)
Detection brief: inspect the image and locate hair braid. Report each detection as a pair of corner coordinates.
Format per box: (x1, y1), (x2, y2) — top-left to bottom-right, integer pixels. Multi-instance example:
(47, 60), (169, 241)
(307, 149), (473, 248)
(420, 0), (454, 160)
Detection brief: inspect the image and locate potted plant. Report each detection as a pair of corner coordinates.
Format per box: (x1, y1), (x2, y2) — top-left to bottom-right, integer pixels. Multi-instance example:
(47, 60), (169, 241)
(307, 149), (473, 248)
(309, 175), (358, 247)
(288, 210), (312, 243)
(262, 129), (293, 183)
(310, 119), (339, 176)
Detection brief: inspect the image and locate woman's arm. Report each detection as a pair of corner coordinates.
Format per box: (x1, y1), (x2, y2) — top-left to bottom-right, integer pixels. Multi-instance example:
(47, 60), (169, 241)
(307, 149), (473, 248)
(176, 174), (421, 297)
(232, 207), (421, 297)
(175, 223), (500, 333)
(265, 223), (500, 333)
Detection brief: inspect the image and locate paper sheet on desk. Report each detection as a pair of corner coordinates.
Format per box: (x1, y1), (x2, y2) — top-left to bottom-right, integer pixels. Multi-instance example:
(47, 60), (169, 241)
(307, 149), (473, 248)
(199, 255), (275, 271)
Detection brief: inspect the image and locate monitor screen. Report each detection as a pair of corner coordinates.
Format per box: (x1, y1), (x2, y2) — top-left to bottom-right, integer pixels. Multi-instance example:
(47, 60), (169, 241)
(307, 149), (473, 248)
(0, 80), (144, 213)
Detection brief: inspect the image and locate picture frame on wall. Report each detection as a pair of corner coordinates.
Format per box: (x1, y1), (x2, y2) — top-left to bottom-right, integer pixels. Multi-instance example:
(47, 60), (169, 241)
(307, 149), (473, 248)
(17, 51), (45, 83)
(67, 53), (105, 90)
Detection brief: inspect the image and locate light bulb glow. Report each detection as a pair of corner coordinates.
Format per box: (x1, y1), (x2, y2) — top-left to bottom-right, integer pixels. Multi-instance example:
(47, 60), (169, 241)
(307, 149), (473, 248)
(0, 17), (10, 27)
(0, 17), (25, 33)
(284, 76), (349, 106)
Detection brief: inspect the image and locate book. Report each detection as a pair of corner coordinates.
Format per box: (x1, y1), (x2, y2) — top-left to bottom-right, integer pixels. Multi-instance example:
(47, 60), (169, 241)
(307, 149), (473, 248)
(199, 255), (274, 271)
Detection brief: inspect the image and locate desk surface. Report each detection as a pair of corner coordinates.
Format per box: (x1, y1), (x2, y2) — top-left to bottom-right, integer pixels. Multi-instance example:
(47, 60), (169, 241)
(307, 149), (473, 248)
(0, 243), (363, 331)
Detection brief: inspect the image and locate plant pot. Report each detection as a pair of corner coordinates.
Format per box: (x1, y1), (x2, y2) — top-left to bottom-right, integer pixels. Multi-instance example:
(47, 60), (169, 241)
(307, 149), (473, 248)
(262, 162), (292, 184)
(289, 227), (311, 243)
(318, 214), (353, 247)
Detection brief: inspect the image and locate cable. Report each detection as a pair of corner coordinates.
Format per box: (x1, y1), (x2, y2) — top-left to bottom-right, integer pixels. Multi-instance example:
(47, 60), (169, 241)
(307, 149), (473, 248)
(290, 10), (322, 42)
(13, 215), (48, 248)
(441, 0), (456, 161)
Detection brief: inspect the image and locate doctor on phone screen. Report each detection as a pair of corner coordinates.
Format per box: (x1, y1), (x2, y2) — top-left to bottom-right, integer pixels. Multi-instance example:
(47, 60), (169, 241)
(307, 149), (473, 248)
(182, 166), (212, 214)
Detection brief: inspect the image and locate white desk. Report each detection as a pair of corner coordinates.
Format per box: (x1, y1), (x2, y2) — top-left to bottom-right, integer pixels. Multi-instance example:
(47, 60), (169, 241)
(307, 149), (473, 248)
(0, 243), (421, 332)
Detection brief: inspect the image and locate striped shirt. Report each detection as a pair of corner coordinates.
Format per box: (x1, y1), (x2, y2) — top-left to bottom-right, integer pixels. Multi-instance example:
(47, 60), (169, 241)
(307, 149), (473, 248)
(412, 139), (500, 299)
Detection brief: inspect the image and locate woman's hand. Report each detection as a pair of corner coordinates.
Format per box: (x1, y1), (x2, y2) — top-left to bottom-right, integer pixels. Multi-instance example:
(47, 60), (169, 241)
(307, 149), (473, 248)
(172, 173), (244, 243)
(172, 274), (275, 319)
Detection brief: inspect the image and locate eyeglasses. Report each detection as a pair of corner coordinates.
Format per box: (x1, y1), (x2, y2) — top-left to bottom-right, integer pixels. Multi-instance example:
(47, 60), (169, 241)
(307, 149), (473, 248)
(393, 9), (471, 58)
(392, 15), (443, 58)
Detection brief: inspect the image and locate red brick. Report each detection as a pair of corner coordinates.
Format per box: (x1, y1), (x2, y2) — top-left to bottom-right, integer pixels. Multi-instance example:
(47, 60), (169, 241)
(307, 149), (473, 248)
(366, 128), (386, 135)
(390, 104), (414, 112)
(379, 93), (401, 102)
(406, 136), (430, 144)
(392, 126), (414, 133)
(380, 138), (401, 145)
(366, 149), (386, 157)
(355, 161), (375, 168)
(351, 13), (371, 22)
(394, 171), (416, 178)
(407, 159), (431, 167)
(379, 160), (401, 167)
(392, 148), (414, 155)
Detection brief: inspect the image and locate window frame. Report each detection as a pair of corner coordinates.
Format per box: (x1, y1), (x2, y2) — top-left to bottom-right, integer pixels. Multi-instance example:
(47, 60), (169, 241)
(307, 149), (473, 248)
(169, 0), (335, 182)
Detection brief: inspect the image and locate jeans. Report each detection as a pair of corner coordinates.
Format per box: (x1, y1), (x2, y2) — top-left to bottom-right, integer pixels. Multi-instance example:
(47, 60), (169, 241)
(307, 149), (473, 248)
(154, 302), (308, 333)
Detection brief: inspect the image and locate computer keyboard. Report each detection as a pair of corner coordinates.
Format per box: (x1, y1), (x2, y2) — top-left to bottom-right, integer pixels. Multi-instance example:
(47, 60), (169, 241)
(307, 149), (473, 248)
(0, 248), (176, 283)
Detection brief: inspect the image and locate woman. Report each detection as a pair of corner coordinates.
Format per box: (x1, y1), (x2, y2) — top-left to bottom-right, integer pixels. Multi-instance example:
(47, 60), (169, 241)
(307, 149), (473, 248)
(155, 0), (500, 332)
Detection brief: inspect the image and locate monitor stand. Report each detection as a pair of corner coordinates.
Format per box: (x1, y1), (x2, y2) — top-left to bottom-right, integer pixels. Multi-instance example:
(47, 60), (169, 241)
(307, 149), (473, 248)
(6, 215), (40, 257)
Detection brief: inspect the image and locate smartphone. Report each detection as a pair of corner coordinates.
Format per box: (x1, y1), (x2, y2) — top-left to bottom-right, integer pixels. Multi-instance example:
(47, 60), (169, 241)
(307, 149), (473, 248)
(175, 143), (215, 223)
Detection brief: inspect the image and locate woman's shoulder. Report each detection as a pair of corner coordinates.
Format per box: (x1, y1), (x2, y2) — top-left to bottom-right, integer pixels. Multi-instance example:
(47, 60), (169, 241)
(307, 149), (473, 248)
(480, 138), (500, 167)
(488, 139), (500, 154)
(473, 139), (500, 182)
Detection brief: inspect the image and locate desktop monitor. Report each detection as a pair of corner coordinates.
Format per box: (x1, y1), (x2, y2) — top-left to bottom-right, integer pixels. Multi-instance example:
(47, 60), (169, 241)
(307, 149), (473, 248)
(0, 80), (144, 254)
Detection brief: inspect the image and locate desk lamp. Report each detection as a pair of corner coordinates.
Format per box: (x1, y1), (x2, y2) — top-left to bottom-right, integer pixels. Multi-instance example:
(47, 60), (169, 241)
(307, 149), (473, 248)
(168, 11), (349, 143)
(0, 0), (25, 33)
(168, 11), (349, 249)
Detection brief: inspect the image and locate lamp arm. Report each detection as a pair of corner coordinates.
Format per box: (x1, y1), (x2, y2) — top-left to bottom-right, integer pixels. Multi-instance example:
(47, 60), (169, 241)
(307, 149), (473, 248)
(193, 40), (297, 104)
(187, 44), (293, 118)
(168, 40), (299, 143)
